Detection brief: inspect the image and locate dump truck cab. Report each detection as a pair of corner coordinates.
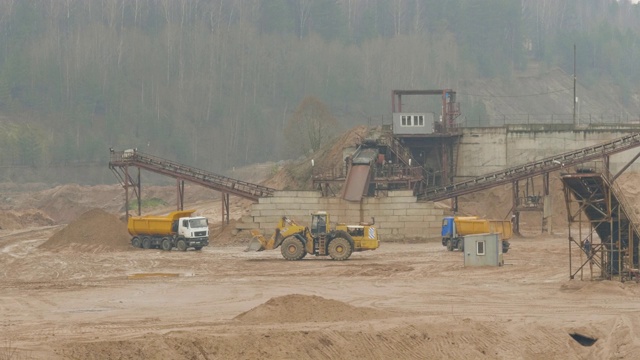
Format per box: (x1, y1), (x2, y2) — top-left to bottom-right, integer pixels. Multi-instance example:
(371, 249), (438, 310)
(441, 216), (456, 244)
(176, 216), (209, 246)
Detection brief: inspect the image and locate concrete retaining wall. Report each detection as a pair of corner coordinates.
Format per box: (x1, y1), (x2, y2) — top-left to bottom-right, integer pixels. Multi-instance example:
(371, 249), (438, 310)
(458, 126), (640, 178)
(239, 190), (444, 242)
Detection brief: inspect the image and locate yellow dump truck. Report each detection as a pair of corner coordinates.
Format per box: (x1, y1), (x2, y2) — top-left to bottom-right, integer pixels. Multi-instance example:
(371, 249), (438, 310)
(128, 210), (209, 251)
(441, 216), (512, 253)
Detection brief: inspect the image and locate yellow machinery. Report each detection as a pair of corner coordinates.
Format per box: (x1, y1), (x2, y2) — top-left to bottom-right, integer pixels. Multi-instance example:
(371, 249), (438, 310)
(128, 210), (209, 251)
(441, 216), (512, 253)
(246, 211), (379, 261)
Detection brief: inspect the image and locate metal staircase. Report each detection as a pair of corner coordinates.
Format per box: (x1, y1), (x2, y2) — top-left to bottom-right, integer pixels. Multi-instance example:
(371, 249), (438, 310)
(109, 150), (275, 202)
(421, 132), (640, 202)
(377, 134), (420, 168)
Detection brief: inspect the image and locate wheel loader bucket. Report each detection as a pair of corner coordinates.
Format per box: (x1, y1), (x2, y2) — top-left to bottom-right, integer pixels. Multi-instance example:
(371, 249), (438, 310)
(245, 230), (267, 252)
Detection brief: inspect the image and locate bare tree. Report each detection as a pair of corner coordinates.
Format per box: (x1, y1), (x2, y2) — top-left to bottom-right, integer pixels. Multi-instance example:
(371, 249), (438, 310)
(284, 96), (339, 157)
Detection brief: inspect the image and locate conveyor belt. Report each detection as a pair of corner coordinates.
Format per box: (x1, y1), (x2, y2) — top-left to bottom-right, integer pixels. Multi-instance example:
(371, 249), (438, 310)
(109, 150), (275, 201)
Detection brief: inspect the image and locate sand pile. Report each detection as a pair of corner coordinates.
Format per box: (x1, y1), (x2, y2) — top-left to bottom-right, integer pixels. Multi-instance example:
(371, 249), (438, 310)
(39, 208), (132, 252)
(234, 294), (389, 323)
(0, 209), (54, 230)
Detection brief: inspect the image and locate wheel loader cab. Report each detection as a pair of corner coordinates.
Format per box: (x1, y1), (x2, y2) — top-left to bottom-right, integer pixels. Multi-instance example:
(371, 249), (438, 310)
(311, 212), (328, 236)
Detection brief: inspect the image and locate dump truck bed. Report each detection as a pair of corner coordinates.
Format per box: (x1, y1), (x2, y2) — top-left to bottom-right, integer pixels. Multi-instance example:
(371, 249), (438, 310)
(455, 217), (512, 241)
(127, 210), (196, 236)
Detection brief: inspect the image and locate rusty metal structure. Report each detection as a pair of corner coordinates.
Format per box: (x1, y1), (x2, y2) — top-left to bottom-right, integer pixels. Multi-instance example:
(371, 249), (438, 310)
(109, 149), (274, 223)
(561, 166), (640, 281)
(391, 89), (462, 186)
(312, 134), (426, 199)
(312, 89), (462, 201)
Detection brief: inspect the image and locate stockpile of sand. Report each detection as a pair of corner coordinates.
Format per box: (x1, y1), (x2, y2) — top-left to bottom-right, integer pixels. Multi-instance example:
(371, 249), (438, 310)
(39, 208), (132, 252)
(234, 294), (389, 323)
(0, 209), (54, 230)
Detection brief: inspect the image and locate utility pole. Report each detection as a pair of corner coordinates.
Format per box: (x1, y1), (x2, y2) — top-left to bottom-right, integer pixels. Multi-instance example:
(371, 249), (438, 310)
(573, 44), (576, 128)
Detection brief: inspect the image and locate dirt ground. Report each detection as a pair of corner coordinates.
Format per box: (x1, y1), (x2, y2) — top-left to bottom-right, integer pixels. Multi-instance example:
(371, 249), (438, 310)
(1, 171), (640, 359)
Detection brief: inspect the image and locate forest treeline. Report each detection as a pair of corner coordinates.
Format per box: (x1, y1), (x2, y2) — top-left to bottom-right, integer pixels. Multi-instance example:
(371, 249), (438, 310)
(0, 0), (638, 178)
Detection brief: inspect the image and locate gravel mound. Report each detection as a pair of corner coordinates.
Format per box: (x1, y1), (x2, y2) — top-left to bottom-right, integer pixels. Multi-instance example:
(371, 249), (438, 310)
(234, 294), (389, 323)
(39, 208), (132, 252)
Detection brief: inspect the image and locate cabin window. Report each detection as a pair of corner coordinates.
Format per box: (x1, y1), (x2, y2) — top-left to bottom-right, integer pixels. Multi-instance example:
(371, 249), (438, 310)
(476, 241), (485, 256)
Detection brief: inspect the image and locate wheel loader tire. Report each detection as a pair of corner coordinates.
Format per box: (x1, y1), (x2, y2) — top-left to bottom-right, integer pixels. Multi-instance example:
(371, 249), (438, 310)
(280, 237), (306, 261)
(161, 238), (172, 251)
(131, 237), (141, 248)
(142, 237), (151, 249)
(328, 237), (352, 261)
(177, 239), (188, 252)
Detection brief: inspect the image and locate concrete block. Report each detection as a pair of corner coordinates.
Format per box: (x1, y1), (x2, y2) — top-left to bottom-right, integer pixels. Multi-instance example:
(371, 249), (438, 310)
(303, 191), (323, 198)
(300, 204), (321, 212)
(406, 208), (431, 216)
(286, 210), (313, 219)
(423, 215), (437, 222)
(253, 215), (284, 224)
(344, 203), (363, 211)
(393, 209), (407, 216)
(388, 190), (415, 197)
(241, 216), (254, 223)
(370, 209), (396, 216)
(275, 203), (301, 210)
(376, 228), (393, 235)
(375, 216), (400, 224)
(252, 203), (271, 210)
(270, 197), (306, 204)
(402, 215), (424, 223)
(378, 203), (412, 210)
(404, 222), (432, 230)
(375, 196), (417, 204)
(258, 209), (288, 217)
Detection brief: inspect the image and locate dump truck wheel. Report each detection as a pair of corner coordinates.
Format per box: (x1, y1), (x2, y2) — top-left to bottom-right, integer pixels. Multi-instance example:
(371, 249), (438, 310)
(280, 237), (306, 261)
(161, 238), (172, 251)
(131, 237), (141, 248)
(328, 237), (352, 261)
(177, 239), (188, 251)
(502, 241), (510, 254)
(142, 237), (151, 249)
(446, 239), (453, 251)
(194, 246), (202, 251)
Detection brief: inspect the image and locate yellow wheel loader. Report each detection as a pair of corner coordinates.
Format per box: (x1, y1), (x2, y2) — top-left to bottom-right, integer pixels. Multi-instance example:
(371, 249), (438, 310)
(246, 211), (379, 261)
